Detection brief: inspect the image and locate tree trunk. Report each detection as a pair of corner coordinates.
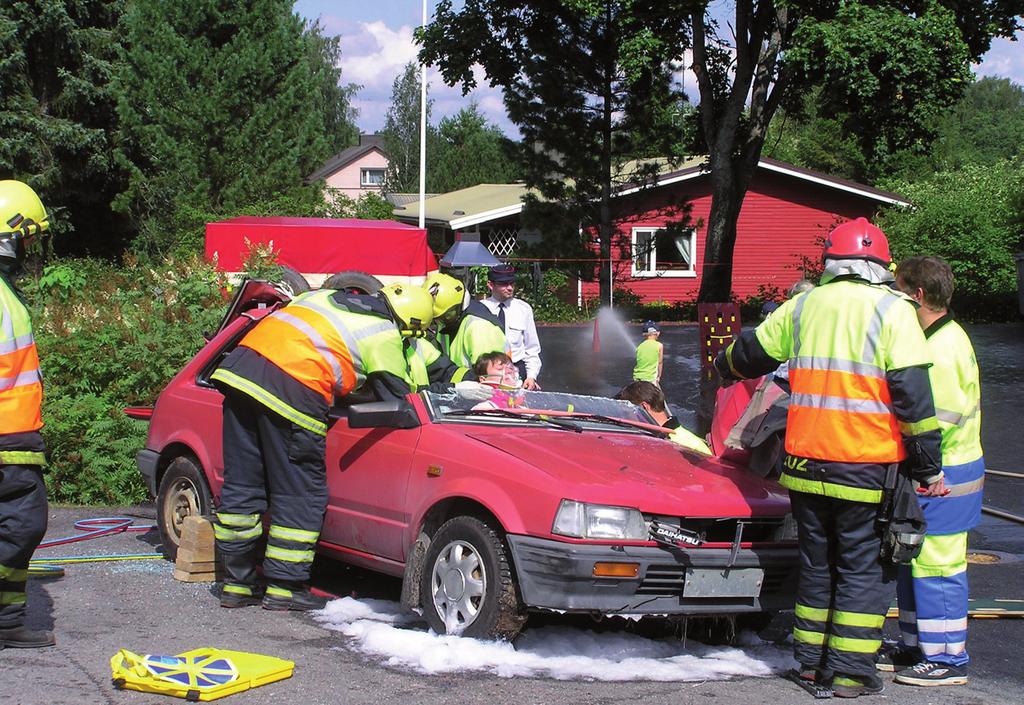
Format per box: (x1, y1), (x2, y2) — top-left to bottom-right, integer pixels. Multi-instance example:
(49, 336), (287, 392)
(697, 159), (745, 302)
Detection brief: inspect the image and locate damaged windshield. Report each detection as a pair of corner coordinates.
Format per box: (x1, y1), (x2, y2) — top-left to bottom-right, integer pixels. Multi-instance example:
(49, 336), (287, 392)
(423, 390), (658, 432)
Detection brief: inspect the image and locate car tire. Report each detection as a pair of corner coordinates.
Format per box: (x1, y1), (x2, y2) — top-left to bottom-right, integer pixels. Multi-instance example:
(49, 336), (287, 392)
(321, 270), (383, 295)
(276, 266), (310, 297)
(420, 516), (526, 641)
(156, 456), (214, 561)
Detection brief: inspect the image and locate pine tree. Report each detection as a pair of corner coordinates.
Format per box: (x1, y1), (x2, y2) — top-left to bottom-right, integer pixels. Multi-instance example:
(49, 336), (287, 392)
(430, 103), (520, 193)
(0, 0), (131, 255)
(114, 0), (357, 253)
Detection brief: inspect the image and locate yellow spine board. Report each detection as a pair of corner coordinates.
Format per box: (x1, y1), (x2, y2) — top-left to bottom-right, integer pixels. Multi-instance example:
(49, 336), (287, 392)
(110, 648), (294, 701)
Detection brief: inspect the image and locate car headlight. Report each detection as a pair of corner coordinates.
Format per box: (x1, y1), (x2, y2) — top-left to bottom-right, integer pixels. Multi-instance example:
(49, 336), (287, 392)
(552, 500), (647, 540)
(774, 513), (799, 542)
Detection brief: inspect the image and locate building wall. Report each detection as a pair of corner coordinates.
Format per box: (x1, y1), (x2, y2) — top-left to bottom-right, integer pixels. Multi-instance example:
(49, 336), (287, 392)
(581, 170), (884, 303)
(324, 149), (390, 199)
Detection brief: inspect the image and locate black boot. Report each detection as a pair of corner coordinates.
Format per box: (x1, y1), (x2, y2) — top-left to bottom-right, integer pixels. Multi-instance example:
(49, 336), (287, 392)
(219, 583), (263, 608)
(0, 625), (56, 648)
(262, 582), (327, 611)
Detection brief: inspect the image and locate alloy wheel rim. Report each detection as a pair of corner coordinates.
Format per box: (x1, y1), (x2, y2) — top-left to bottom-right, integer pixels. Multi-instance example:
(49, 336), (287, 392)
(166, 478), (200, 541)
(430, 539), (487, 634)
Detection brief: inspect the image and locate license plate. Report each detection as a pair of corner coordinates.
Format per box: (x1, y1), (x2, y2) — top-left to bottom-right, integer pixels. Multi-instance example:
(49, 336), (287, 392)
(683, 568), (765, 598)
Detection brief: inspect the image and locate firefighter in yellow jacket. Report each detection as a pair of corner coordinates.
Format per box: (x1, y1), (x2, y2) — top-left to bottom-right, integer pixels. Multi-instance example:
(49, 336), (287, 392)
(424, 272), (506, 369)
(716, 218), (944, 698)
(0, 181), (54, 649)
(210, 284), (435, 611)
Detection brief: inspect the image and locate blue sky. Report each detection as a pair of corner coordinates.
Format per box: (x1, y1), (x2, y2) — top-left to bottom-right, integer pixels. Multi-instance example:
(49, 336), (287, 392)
(295, 0), (1024, 135)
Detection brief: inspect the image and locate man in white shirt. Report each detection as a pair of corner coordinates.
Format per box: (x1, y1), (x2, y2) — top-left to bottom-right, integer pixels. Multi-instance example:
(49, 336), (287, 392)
(481, 264), (542, 390)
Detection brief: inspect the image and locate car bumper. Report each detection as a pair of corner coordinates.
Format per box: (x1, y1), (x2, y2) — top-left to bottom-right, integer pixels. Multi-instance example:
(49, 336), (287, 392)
(506, 534), (798, 616)
(137, 449), (161, 497)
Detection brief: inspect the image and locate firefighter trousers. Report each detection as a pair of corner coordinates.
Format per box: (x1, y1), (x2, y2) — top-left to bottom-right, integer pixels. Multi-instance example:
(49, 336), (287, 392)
(0, 464), (48, 628)
(790, 490), (896, 678)
(214, 390), (327, 594)
(896, 532), (969, 666)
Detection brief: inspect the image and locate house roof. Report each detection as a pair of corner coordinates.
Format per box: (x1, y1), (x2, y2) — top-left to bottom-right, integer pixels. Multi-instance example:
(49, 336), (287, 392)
(307, 134), (386, 183)
(393, 183), (531, 229)
(394, 158), (909, 228)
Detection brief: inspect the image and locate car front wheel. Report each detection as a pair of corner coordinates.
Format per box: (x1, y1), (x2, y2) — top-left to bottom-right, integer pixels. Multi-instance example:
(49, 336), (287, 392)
(420, 516), (526, 641)
(156, 455), (214, 560)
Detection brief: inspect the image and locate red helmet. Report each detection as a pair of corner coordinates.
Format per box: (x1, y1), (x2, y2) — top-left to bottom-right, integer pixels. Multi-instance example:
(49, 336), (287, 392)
(823, 217), (891, 266)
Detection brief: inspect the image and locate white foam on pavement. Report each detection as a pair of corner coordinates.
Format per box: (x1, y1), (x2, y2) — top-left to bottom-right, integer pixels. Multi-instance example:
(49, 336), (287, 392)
(315, 597), (797, 681)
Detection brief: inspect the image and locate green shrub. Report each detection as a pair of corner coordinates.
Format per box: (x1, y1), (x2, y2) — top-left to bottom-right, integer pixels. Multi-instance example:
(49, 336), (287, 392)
(26, 255), (227, 503)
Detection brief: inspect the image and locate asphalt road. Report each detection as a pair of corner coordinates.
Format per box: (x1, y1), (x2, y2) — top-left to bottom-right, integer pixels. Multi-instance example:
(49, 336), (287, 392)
(3, 505), (1022, 705)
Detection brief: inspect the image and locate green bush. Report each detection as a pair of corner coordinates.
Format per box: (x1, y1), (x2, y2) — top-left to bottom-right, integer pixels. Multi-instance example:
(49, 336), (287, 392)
(877, 160), (1024, 320)
(26, 255), (227, 503)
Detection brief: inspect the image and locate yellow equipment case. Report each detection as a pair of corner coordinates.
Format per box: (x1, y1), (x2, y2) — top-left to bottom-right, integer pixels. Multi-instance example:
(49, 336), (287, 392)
(110, 647), (294, 701)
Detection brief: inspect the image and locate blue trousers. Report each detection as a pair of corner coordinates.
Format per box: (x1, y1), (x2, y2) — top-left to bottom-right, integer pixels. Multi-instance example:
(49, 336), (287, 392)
(896, 532), (969, 666)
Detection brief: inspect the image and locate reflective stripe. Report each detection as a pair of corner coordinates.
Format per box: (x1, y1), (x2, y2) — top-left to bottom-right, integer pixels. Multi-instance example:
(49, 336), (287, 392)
(790, 392), (893, 415)
(214, 524), (263, 541)
(780, 473), (883, 503)
(274, 310), (347, 392)
(0, 591), (26, 605)
(264, 545), (315, 563)
(862, 293), (900, 364)
(944, 477), (985, 497)
(833, 677), (865, 687)
(917, 617), (967, 632)
(222, 584), (253, 596)
(791, 293), (808, 356)
(788, 355), (886, 378)
(269, 525), (319, 544)
(921, 641), (966, 656)
(266, 585), (292, 598)
(724, 343), (744, 379)
(288, 297), (375, 391)
(793, 627), (826, 645)
(829, 635), (882, 653)
(0, 333), (34, 355)
(899, 415), (939, 436)
(0, 450), (45, 465)
(451, 366), (468, 383)
(936, 403), (980, 428)
(833, 610), (885, 629)
(211, 369), (327, 436)
(0, 368), (40, 391)
(0, 565), (28, 581)
(216, 512), (260, 528)
(795, 604), (830, 622)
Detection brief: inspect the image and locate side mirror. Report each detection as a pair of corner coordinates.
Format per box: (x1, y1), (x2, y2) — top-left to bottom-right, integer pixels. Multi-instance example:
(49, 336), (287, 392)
(347, 400), (420, 429)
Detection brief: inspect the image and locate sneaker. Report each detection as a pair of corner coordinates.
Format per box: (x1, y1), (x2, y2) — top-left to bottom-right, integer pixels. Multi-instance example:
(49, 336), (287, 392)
(0, 625), (56, 649)
(219, 584), (263, 608)
(261, 583), (327, 612)
(832, 673), (884, 698)
(894, 661), (968, 686)
(876, 643), (922, 672)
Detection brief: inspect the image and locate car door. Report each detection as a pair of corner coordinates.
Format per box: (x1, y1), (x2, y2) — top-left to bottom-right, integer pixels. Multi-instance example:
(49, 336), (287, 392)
(320, 413), (420, 562)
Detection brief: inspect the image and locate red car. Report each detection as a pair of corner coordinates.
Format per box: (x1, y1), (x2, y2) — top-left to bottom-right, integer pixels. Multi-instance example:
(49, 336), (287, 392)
(135, 283), (798, 640)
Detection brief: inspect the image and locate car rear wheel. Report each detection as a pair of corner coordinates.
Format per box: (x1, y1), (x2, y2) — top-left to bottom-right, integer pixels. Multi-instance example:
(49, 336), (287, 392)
(321, 270), (383, 295)
(420, 516), (526, 641)
(275, 266), (310, 297)
(156, 456), (214, 561)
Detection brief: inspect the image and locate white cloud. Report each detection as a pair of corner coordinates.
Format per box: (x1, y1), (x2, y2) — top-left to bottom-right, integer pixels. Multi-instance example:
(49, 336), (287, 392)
(974, 32), (1024, 85)
(337, 21), (513, 135)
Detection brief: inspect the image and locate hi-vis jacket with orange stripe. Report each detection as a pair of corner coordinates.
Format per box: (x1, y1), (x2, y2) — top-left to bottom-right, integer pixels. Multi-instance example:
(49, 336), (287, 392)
(0, 272), (46, 465)
(717, 277), (942, 503)
(211, 290), (412, 436)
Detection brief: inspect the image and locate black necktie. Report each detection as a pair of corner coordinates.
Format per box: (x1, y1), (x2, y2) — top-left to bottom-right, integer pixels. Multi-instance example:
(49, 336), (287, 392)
(497, 302), (506, 331)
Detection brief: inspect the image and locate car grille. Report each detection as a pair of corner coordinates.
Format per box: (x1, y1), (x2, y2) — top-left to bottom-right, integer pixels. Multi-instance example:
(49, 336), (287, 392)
(644, 515), (786, 543)
(637, 565), (795, 597)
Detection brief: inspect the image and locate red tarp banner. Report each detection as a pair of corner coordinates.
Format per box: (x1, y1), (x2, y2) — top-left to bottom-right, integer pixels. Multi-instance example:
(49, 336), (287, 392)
(205, 217), (437, 276)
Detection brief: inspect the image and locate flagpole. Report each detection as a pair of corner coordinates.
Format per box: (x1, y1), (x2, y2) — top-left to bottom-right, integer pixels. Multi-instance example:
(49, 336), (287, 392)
(418, 0), (428, 230)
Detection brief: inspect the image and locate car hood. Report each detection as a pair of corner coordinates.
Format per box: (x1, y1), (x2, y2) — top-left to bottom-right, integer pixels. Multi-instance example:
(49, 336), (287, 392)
(464, 428), (789, 517)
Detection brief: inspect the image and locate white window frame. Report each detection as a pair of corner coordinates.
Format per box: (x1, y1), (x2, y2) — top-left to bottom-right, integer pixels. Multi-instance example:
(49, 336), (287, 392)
(630, 226), (697, 278)
(360, 168), (385, 187)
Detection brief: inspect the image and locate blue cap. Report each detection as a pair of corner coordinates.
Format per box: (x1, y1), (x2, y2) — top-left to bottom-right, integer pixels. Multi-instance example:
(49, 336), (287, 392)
(642, 321), (659, 335)
(488, 264), (516, 283)
(760, 301), (780, 319)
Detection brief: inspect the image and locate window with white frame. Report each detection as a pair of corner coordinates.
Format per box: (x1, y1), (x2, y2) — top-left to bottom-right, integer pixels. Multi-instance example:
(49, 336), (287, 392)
(631, 227), (697, 277)
(360, 168), (385, 187)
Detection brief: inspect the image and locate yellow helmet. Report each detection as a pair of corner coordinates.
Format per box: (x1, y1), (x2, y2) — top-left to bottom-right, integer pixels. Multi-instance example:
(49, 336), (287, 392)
(379, 283), (435, 337)
(0, 180), (49, 260)
(423, 271), (466, 320)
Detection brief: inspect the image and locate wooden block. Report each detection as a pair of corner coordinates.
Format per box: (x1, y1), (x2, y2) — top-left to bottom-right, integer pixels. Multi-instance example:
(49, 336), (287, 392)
(176, 544), (216, 562)
(181, 515), (215, 539)
(175, 558), (220, 573)
(174, 568), (218, 583)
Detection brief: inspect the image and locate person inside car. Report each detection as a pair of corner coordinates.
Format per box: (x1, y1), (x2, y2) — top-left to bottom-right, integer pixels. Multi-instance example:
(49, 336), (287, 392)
(617, 381), (711, 455)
